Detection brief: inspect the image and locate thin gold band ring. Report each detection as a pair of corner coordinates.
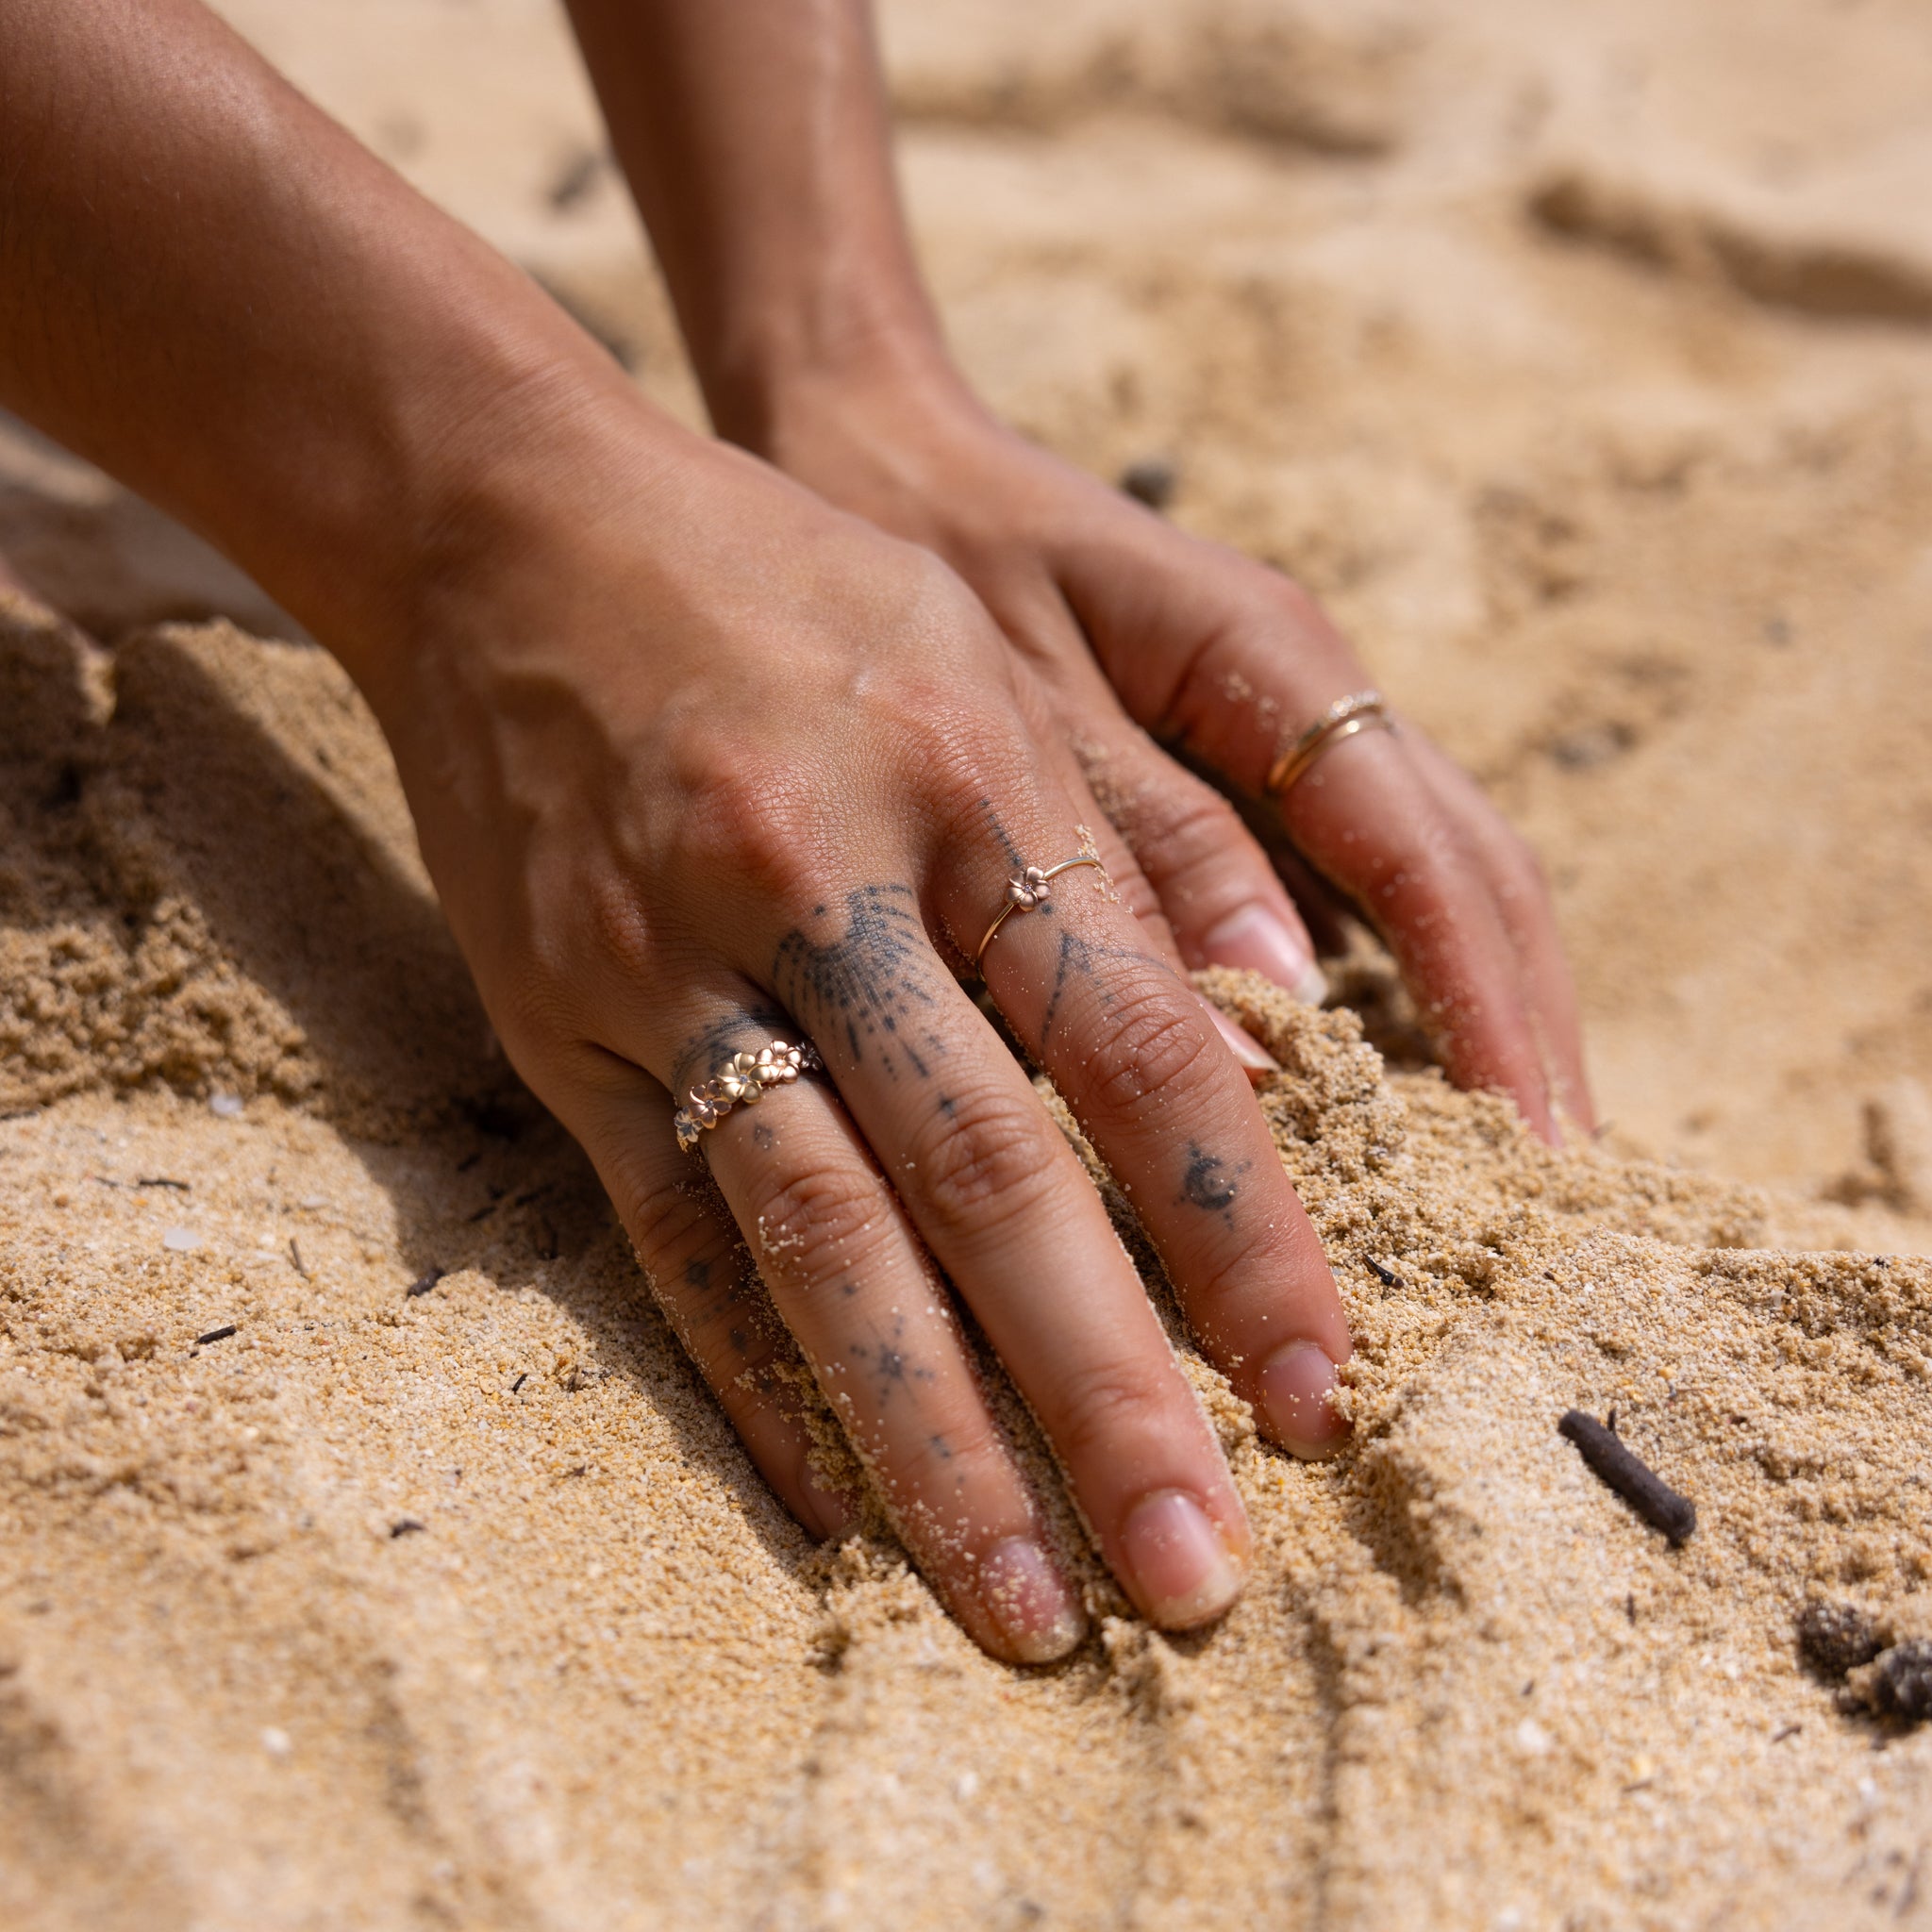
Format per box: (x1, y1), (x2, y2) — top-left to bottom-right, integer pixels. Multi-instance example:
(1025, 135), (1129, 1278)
(1266, 691), (1394, 797)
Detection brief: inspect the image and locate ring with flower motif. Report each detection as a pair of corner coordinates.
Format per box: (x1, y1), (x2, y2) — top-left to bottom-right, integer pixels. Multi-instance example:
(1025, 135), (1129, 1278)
(674, 1038), (824, 1152)
(974, 854), (1107, 970)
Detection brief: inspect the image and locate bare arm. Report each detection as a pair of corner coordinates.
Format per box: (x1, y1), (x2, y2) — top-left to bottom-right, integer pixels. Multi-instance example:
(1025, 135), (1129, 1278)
(0, 0), (635, 685)
(561, 0), (957, 449)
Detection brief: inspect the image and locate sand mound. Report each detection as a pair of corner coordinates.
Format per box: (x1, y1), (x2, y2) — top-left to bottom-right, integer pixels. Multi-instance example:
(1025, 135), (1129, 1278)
(3, 602), (1928, 1928)
(0, 611), (505, 1136)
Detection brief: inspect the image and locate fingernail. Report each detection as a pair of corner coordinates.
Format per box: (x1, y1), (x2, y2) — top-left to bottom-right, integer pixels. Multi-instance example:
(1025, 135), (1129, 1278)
(1257, 1341), (1350, 1458)
(1200, 906), (1328, 1008)
(1198, 997), (1279, 1081)
(1120, 1491), (1244, 1628)
(980, 1538), (1086, 1663)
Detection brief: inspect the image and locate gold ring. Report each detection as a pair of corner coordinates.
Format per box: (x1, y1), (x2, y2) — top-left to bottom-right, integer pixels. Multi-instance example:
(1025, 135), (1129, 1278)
(974, 856), (1105, 970)
(1266, 691), (1394, 796)
(674, 1037), (824, 1152)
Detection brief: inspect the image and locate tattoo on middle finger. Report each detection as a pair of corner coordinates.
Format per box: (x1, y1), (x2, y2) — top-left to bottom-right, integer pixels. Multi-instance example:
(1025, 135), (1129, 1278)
(1178, 1141), (1248, 1227)
(1040, 924), (1159, 1047)
(774, 882), (945, 1077)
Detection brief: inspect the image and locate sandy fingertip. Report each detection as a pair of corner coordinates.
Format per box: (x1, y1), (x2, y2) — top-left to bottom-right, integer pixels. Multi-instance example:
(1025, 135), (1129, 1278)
(1120, 1490), (1245, 1629)
(979, 1537), (1087, 1664)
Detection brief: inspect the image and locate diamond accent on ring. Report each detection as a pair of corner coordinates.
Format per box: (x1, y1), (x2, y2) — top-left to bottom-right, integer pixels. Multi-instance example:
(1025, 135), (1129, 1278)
(1006, 864), (1052, 910)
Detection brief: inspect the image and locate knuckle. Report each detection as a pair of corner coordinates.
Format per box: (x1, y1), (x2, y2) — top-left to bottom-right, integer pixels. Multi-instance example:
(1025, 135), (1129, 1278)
(1141, 774), (1245, 861)
(677, 762), (819, 903)
(625, 1166), (709, 1267)
(908, 1088), (1060, 1237)
(582, 874), (656, 977)
(1172, 1228), (1283, 1347)
(919, 718), (1034, 833)
(1081, 981), (1218, 1121)
(892, 1399), (1008, 1494)
(487, 964), (575, 1065)
(748, 1162), (889, 1279)
(1048, 1351), (1183, 1468)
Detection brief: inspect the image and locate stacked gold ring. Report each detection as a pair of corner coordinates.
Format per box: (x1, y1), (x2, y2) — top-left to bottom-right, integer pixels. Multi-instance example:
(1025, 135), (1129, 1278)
(1266, 691), (1394, 797)
(974, 855), (1105, 969)
(674, 1038), (824, 1152)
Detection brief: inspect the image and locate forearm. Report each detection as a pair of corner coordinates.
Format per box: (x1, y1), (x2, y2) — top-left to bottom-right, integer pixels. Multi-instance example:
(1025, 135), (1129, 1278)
(0, 0), (648, 688)
(563, 0), (961, 449)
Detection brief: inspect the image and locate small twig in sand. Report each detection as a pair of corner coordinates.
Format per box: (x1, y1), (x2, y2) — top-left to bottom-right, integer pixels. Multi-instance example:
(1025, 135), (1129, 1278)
(1558, 1409), (1696, 1544)
(193, 1324), (237, 1348)
(288, 1238), (308, 1279)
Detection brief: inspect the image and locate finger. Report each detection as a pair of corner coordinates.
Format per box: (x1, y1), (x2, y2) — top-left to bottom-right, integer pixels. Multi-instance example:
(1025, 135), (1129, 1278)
(991, 590), (1296, 1079)
(941, 820), (1356, 1466)
(761, 882), (1257, 1629)
(702, 1069), (1089, 1662)
(548, 1052), (858, 1541)
(1055, 539), (1571, 1133)
(1279, 725), (1560, 1138)
(1402, 731), (1595, 1132)
(608, 985), (1090, 1664)
(1074, 719), (1328, 1008)
(1041, 727), (1281, 1083)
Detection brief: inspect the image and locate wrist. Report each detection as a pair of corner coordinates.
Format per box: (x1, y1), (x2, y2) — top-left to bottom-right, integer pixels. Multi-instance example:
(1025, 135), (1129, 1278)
(333, 341), (702, 733)
(703, 306), (977, 460)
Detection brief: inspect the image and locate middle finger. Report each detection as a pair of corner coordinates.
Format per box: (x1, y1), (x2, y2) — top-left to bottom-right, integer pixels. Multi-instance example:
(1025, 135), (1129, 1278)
(939, 809), (1357, 1464)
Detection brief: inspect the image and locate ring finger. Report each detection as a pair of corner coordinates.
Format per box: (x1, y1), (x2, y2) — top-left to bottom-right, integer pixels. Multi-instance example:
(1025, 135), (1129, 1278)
(648, 989), (1091, 1663)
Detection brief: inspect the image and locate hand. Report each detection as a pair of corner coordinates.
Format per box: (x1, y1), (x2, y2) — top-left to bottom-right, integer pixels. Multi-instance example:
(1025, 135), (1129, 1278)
(750, 359), (1594, 1141)
(0, 0), (1356, 1669)
(367, 399), (1356, 1662)
(552, 0), (1589, 1133)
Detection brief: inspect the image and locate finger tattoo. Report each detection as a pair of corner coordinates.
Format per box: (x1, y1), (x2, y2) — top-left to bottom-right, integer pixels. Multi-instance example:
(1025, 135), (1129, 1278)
(774, 883), (945, 1077)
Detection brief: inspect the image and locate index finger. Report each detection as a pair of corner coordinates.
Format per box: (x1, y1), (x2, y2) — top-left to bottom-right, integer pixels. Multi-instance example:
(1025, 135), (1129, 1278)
(949, 830), (1357, 1460)
(1277, 724), (1559, 1136)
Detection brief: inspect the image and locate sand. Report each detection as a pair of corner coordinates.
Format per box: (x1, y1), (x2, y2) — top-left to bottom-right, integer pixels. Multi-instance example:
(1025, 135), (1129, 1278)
(3, 1), (1932, 1925)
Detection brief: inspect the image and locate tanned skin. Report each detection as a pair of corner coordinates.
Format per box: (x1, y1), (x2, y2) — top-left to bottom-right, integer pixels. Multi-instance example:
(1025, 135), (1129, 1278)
(0, 0), (1590, 1661)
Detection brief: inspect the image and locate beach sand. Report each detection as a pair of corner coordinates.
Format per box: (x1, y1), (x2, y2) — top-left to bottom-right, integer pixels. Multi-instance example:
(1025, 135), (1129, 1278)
(3, 2), (1931, 1924)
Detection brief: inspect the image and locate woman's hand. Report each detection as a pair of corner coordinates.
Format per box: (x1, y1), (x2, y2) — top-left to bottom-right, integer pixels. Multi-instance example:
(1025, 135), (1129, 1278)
(559, 0), (1592, 1141)
(367, 398), (1356, 1662)
(0, 0), (1357, 1668)
(749, 360), (1595, 1141)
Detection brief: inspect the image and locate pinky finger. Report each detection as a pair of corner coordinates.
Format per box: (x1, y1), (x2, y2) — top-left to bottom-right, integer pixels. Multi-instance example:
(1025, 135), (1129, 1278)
(569, 1062), (860, 1541)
